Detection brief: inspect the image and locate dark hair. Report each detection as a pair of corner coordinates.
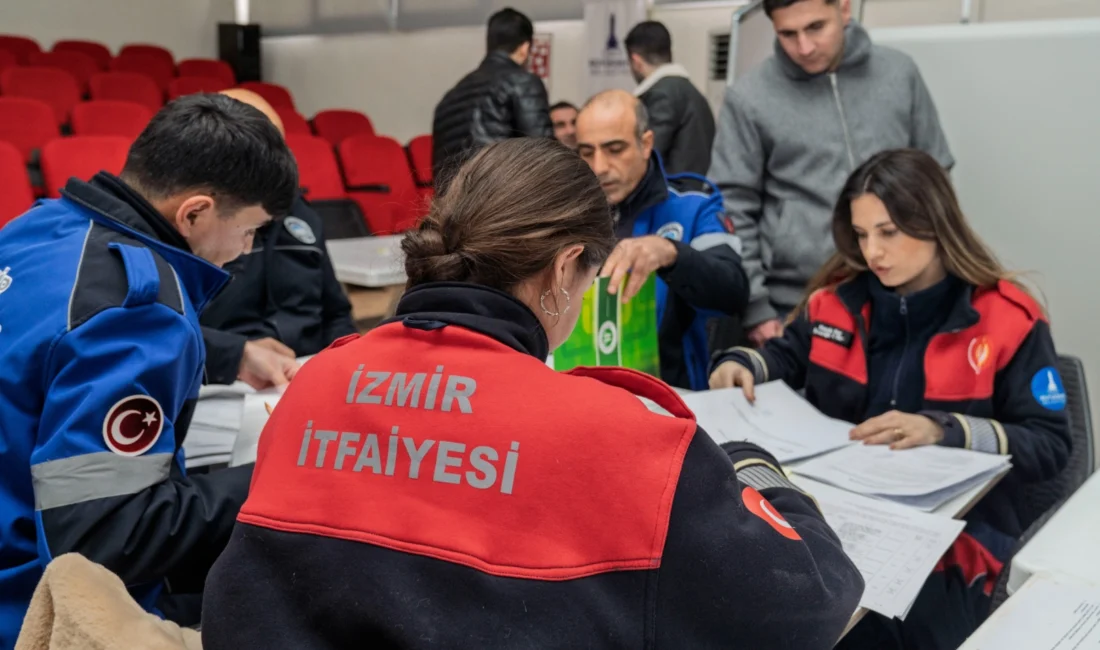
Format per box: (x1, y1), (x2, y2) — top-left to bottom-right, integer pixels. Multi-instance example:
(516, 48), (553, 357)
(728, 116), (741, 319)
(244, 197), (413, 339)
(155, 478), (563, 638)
(794, 148), (1039, 317)
(487, 8), (534, 54)
(763, 0), (838, 16)
(121, 93), (298, 219)
(624, 21), (672, 65)
(403, 138), (615, 294)
(550, 101), (578, 113)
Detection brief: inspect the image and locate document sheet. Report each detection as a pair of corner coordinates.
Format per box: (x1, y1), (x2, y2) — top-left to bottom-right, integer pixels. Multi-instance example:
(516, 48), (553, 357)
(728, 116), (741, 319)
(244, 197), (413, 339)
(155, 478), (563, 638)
(963, 575), (1100, 649)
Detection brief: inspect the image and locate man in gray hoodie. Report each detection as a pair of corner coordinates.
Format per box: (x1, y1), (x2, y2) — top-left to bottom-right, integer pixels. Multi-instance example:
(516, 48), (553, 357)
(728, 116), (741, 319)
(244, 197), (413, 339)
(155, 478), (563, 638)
(709, 0), (953, 346)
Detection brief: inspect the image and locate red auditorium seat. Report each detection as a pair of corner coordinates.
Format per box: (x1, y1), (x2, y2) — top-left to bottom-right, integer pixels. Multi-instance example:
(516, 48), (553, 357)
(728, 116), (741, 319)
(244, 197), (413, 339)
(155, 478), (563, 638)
(118, 44), (174, 68)
(285, 134), (348, 200)
(29, 50), (100, 92)
(0, 50), (16, 78)
(0, 141), (35, 229)
(168, 75), (231, 99)
(0, 35), (41, 64)
(275, 107), (311, 135)
(0, 97), (60, 162)
(40, 136), (131, 198)
(0, 67), (81, 124)
(239, 81), (294, 110)
(89, 72), (163, 113)
(311, 109), (374, 147)
(339, 134), (425, 235)
(52, 40), (112, 70)
(177, 58), (235, 86)
(71, 101), (153, 139)
(407, 135), (433, 187)
(110, 56), (174, 93)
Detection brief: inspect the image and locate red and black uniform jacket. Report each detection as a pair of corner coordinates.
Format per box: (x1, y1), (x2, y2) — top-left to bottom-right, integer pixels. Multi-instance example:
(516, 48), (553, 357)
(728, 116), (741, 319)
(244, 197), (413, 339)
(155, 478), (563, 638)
(201, 282), (864, 649)
(713, 272), (1071, 542)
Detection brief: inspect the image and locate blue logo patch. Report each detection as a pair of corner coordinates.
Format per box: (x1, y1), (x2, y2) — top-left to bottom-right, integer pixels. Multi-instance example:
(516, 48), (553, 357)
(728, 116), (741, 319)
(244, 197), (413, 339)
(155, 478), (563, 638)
(655, 222), (684, 242)
(1031, 366), (1067, 411)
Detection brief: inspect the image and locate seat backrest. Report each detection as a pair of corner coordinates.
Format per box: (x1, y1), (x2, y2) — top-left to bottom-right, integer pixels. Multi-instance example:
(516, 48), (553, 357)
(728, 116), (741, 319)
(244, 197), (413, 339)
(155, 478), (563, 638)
(110, 55), (174, 93)
(285, 133), (347, 201)
(177, 58), (235, 86)
(0, 49), (17, 77)
(0, 97), (60, 162)
(40, 136), (132, 198)
(275, 107), (311, 135)
(406, 134), (433, 187)
(168, 75), (231, 100)
(0, 66), (81, 124)
(311, 109), (374, 147)
(0, 35), (42, 64)
(0, 140), (35, 229)
(118, 44), (174, 68)
(29, 50), (100, 91)
(71, 101), (153, 139)
(310, 199), (372, 239)
(52, 40), (112, 70)
(89, 72), (164, 113)
(238, 81), (295, 109)
(339, 134), (422, 234)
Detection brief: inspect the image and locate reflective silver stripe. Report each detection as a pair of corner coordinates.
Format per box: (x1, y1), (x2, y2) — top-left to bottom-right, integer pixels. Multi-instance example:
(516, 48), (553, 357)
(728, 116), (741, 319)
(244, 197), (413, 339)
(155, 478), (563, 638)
(32, 452), (173, 510)
(737, 464), (799, 493)
(991, 420), (1009, 455)
(691, 232), (742, 256)
(725, 345), (768, 383)
(962, 415), (1005, 455)
(952, 412), (973, 450)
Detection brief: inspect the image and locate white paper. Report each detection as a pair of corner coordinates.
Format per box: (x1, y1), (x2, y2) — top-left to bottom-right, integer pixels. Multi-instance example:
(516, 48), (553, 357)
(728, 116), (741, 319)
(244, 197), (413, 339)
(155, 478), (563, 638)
(794, 444), (1010, 511)
(963, 575), (1100, 649)
(797, 478), (965, 620)
(229, 389), (283, 467)
(680, 384), (855, 463)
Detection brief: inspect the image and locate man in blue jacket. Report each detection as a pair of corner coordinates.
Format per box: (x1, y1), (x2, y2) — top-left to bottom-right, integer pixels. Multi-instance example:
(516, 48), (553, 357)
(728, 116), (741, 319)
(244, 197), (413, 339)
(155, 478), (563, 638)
(576, 90), (749, 390)
(0, 93), (298, 645)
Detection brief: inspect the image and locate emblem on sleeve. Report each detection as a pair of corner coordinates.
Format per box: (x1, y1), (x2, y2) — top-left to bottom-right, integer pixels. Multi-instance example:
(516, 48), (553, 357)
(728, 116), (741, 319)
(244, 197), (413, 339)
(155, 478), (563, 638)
(103, 395), (164, 456)
(967, 336), (992, 374)
(284, 216), (317, 244)
(655, 222), (684, 241)
(742, 486), (802, 541)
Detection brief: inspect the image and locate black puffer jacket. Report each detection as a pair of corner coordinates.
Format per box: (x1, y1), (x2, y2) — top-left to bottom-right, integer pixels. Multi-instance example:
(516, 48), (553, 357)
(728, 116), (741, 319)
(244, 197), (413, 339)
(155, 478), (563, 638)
(636, 65), (716, 177)
(431, 51), (552, 192)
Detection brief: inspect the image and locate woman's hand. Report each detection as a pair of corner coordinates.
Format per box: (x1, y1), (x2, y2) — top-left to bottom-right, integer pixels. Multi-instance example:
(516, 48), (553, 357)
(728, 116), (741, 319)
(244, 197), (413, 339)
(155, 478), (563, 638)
(849, 410), (945, 450)
(708, 361), (756, 403)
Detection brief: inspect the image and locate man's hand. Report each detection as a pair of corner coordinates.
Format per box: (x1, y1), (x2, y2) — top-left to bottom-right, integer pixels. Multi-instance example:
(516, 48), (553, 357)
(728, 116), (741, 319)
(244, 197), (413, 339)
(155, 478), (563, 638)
(708, 361), (757, 403)
(849, 410), (945, 450)
(600, 236), (678, 303)
(748, 319), (784, 347)
(239, 338), (299, 390)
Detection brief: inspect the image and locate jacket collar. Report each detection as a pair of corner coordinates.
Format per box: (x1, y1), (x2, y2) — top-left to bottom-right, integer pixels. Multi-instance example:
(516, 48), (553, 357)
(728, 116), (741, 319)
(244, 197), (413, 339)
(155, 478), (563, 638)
(775, 21), (873, 81)
(389, 282), (550, 361)
(836, 271), (980, 333)
(60, 172), (229, 309)
(634, 63), (692, 96)
(482, 50), (522, 71)
(614, 157), (669, 238)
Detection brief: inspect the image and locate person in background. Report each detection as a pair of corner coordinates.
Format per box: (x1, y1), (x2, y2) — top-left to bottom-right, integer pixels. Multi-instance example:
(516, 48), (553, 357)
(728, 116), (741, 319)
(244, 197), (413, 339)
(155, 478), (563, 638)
(549, 101), (578, 148)
(201, 137), (863, 650)
(625, 20), (716, 178)
(201, 88), (356, 390)
(0, 94), (299, 644)
(709, 0), (953, 348)
(432, 7), (552, 193)
(575, 90), (747, 391)
(710, 149), (1070, 649)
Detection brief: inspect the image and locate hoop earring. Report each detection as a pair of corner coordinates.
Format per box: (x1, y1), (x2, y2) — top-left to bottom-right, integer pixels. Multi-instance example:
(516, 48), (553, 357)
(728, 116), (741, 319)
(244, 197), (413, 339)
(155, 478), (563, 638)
(540, 288), (571, 317)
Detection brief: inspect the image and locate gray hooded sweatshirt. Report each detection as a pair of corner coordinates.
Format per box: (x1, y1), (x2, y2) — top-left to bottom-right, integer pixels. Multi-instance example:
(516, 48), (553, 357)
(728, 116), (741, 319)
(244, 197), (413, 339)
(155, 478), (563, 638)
(708, 21), (953, 328)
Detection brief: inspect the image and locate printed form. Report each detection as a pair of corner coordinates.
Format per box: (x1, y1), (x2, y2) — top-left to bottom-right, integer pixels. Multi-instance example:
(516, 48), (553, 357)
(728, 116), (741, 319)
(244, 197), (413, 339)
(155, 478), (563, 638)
(962, 575), (1100, 649)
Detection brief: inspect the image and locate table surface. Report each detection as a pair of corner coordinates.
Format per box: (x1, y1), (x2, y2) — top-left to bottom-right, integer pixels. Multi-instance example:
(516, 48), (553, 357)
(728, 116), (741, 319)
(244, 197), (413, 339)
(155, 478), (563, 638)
(327, 235), (406, 288)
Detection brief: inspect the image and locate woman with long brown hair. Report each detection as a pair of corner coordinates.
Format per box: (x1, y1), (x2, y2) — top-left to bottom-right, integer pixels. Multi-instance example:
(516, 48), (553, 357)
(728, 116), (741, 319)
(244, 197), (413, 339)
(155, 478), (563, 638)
(711, 148), (1070, 649)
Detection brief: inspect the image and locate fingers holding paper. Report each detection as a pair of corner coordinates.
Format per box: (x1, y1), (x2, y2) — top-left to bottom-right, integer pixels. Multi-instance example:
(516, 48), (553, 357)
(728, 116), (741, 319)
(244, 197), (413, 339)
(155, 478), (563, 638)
(850, 410), (945, 450)
(708, 361), (756, 403)
(600, 236), (678, 303)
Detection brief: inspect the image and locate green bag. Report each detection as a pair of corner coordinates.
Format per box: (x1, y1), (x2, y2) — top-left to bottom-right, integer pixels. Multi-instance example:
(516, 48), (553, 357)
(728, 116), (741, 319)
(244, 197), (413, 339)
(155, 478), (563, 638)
(552, 275), (660, 377)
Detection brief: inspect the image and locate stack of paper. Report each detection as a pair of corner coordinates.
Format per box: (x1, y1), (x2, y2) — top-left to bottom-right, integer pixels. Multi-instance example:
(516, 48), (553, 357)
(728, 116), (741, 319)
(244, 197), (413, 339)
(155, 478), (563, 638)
(229, 390), (284, 467)
(795, 478), (965, 620)
(960, 574), (1100, 649)
(680, 383), (854, 463)
(794, 444), (1011, 511)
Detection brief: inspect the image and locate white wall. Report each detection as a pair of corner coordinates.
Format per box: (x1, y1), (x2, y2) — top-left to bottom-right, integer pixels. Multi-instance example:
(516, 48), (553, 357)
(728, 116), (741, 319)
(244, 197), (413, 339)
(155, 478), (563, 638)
(2, 0), (234, 59)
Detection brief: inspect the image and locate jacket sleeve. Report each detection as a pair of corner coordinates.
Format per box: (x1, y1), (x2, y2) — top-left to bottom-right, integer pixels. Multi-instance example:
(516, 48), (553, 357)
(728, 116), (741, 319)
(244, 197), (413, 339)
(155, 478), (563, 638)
(707, 86), (775, 328)
(202, 325), (247, 386)
(511, 73), (553, 138)
(657, 194), (748, 316)
(655, 434), (863, 648)
(928, 320), (1071, 482)
(642, 88), (677, 164)
(909, 65), (955, 171)
(710, 309), (814, 389)
(34, 305), (252, 589)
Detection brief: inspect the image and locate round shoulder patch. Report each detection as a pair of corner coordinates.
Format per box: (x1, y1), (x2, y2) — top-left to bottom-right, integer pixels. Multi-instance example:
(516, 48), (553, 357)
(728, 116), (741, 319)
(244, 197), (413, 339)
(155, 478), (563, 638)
(103, 395), (164, 456)
(655, 222), (684, 242)
(742, 485), (802, 540)
(1031, 366), (1067, 411)
(284, 216), (317, 245)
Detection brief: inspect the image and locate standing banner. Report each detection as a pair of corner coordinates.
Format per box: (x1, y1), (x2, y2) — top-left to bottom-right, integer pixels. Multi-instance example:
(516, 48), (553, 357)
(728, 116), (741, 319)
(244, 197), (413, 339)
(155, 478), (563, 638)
(553, 275), (660, 378)
(584, 0), (647, 98)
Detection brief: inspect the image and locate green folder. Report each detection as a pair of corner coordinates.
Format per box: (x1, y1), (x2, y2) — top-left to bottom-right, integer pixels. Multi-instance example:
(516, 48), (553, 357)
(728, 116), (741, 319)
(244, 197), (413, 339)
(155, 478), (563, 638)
(553, 275), (660, 377)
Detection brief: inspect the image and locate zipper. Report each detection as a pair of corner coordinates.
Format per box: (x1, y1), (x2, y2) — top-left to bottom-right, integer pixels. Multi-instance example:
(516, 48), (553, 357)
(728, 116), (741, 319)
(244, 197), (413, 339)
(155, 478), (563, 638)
(889, 297), (909, 408)
(829, 72), (856, 170)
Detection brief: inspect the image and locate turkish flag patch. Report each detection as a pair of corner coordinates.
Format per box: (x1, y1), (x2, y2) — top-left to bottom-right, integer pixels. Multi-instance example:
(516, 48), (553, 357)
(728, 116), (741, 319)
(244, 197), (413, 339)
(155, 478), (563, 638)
(102, 395), (164, 456)
(742, 486), (802, 540)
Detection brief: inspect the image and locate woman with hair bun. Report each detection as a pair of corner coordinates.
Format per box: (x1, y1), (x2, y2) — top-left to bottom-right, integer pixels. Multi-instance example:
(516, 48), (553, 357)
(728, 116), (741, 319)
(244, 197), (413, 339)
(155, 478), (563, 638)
(202, 137), (863, 650)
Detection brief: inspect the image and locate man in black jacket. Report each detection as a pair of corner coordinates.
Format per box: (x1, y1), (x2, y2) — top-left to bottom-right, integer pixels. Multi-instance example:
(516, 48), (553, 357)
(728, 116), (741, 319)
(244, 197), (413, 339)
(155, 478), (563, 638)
(626, 21), (716, 178)
(431, 8), (553, 193)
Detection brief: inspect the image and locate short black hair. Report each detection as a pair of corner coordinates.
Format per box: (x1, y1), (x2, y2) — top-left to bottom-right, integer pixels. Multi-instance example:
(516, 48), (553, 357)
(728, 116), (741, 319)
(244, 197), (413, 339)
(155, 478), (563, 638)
(550, 101), (577, 113)
(624, 21), (672, 65)
(121, 93), (298, 219)
(487, 8), (534, 54)
(763, 0), (837, 17)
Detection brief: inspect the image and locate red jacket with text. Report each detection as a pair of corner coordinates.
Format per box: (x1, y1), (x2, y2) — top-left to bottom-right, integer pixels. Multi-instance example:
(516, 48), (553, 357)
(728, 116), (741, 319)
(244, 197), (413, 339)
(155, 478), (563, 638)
(201, 282), (864, 650)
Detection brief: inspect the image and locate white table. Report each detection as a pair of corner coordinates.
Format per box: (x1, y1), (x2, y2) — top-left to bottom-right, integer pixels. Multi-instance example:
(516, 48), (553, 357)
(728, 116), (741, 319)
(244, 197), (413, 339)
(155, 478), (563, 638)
(327, 235), (406, 288)
(1008, 470), (1100, 594)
